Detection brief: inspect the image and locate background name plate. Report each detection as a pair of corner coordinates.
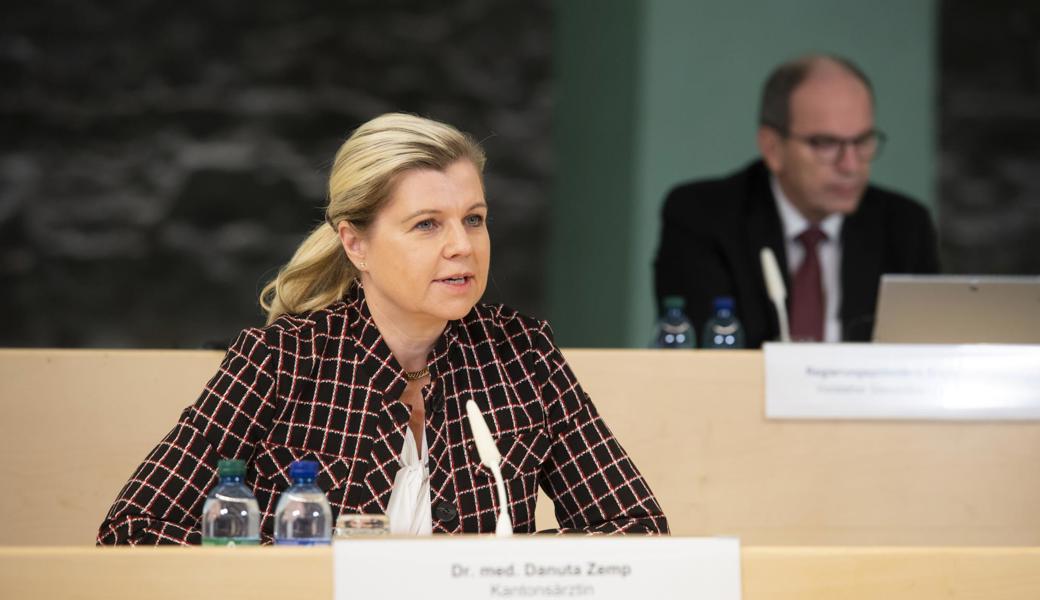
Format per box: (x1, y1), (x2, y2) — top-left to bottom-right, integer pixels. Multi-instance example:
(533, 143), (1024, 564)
(765, 343), (1040, 420)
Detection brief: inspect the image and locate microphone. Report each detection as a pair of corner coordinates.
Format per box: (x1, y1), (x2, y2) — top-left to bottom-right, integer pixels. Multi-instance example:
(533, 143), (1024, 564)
(760, 247), (791, 342)
(465, 400), (513, 537)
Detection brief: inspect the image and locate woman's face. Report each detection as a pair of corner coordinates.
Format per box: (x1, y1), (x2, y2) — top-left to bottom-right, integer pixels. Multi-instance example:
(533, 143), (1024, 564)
(343, 159), (490, 332)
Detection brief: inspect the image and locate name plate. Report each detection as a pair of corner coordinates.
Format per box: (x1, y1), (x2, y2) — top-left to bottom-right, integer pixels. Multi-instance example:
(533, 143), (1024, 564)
(765, 343), (1040, 420)
(333, 536), (740, 600)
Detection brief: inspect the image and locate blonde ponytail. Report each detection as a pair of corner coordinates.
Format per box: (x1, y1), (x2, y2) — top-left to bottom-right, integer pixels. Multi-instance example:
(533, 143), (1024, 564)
(260, 223), (355, 324)
(260, 113), (485, 324)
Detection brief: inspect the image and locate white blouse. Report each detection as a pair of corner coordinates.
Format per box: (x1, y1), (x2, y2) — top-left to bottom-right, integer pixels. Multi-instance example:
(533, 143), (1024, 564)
(385, 428), (433, 535)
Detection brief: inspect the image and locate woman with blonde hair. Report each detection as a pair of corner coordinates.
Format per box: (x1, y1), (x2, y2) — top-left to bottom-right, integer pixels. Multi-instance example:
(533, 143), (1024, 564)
(99, 113), (667, 543)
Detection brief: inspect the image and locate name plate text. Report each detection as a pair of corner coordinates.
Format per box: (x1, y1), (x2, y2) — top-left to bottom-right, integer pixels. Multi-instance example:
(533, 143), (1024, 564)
(333, 536), (740, 600)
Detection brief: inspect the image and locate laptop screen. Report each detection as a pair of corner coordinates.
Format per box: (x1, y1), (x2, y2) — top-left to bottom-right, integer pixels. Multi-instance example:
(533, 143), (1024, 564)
(872, 275), (1040, 344)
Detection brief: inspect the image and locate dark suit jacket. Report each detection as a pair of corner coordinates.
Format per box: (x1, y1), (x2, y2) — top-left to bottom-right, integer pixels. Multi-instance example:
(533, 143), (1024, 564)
(654, 160), (940, 348)
(99, 283), (667, 544)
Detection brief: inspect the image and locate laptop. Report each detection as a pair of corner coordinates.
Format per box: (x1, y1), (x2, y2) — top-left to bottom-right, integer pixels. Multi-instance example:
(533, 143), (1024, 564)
(872, 274), (1040, 344)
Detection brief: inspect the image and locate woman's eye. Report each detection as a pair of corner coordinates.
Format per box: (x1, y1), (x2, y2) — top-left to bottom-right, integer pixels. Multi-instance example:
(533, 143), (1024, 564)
(465, 214), (485, 227)
(414, 219), (436, 231)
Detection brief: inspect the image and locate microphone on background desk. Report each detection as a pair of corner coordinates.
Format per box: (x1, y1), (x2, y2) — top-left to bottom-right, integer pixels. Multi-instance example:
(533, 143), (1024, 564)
(760, 247), (791, 343)
(465, 400), (513, 537)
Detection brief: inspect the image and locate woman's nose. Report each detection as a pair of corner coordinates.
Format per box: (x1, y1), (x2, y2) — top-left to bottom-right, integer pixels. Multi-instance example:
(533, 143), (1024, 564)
(443, 222), (473, 257)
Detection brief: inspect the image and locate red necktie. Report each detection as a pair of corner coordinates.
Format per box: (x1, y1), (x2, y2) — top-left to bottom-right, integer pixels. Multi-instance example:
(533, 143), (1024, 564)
(790, 226), (827, 342)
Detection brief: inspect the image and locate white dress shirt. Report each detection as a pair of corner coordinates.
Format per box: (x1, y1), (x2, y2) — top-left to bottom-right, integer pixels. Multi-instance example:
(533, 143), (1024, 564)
(771, 177), (844, 343)
(385, 429), (433, 535)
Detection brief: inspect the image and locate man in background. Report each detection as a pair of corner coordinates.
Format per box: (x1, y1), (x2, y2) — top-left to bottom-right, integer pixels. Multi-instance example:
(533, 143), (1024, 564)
(654, 54), (939, 348)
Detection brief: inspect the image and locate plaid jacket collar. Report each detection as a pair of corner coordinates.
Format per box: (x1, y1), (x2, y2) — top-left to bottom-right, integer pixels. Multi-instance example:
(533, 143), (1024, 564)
(339, 281), (461, 390)
(328, 283), (464, 523)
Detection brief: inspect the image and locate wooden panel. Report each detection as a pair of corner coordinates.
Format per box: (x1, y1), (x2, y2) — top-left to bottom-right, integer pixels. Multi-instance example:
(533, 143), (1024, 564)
(2, 348), (1040, 546)
(742, 547), (1040, 599)
(548, 350), (1040, 545)
(0, 547), (331, 599)
(2, 546), (1040, 600)
(0, 349), (221, 546)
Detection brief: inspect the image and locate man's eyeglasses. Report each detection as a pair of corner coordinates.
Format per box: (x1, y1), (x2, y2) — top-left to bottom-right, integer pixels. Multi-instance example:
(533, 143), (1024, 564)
(782, 129), (886, 164)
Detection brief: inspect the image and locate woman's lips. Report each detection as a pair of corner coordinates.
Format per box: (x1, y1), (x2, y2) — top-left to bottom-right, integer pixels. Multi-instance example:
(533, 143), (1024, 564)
(434, 275), (473, 288)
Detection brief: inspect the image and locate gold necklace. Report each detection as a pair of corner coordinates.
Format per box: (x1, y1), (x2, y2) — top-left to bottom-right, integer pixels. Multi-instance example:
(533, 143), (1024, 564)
(403, 366), (430, 381)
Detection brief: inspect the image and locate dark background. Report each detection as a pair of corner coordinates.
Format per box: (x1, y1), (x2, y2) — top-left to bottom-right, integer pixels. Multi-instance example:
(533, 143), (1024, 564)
(0, 0), (551, 347)
(939, 1), (1040, 275)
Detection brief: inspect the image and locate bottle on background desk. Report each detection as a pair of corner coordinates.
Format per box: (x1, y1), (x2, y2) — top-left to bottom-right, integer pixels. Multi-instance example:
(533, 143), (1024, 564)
(201, 459), (260, 546)
(701, 296), (745, 349)
(274, 460), (333, 546)
(652, 295), (696, 349)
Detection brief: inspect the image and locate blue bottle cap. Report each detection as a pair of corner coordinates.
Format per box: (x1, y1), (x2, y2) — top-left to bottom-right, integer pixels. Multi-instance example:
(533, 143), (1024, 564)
(713, 296), (735, 313)
(289, 460), (319, 481)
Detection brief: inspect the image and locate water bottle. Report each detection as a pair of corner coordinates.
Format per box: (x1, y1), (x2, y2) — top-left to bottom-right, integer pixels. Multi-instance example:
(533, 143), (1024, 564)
(652, 295), (696, 348)
(701, 296), (746, 349)
(274, 460), (333, 545)
(201, 459), (260, 546)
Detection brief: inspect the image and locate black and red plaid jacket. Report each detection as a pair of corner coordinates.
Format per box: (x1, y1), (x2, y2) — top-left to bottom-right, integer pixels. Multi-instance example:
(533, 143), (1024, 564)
(98, 285), (668, 544)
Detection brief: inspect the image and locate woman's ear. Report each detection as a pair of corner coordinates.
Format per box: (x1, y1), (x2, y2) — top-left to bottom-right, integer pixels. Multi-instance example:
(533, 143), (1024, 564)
(336, 221), (368, 272)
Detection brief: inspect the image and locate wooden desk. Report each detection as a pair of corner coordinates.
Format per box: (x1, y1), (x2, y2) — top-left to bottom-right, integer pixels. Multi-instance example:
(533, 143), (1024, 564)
(2, 349), (1039, 546)
(2, 545), (1040, 599)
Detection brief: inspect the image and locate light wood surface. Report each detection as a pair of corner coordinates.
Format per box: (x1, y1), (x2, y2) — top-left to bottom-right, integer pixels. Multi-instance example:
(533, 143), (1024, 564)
(0, 349), (222, 546)
(0, 546), (330, 598)
(740, 546), (1040, 599)
(543, 350), (1040, 545)
(2, 545), (1040, 599)
(1, 348), (1039, 546)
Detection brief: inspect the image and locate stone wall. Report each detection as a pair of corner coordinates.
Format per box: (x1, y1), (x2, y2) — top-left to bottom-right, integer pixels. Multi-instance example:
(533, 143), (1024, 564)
(0, 0), (551, 348)
(939, 1), (1040, 274)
